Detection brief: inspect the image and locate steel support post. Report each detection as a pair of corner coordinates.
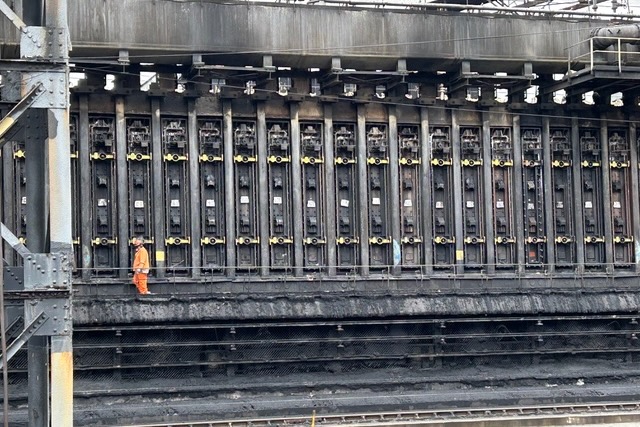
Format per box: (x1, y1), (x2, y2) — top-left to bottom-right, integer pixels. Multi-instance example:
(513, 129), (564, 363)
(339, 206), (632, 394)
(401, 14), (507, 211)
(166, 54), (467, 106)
(482, 112), (495, 274)
(629, 119), (640, 272)
(257, 102), (269, 276)
(223, 101), (236, 276)
(451, 110), (464, 273)
(571, 116), (585, 273)
(151, 98), (165, 278)
(388, 106), (400, 275)
(115, 97), (129, 278)
(47, 105), (74, 427)
(512, 115), (525, 273)
(600, 115), (614, 271)
(1, 128), (13, 264)
(50, 335), (73, 427)
(420, 107), (433, 276)
(323, 103), (337, 276)
(356, 105), (369, 276)
(25, 108), (49, 427)
(187, 99), (201, 278)
(289, 102), (304, 276)
(78, 95), (91, 280)
(542, 117), (555, 273)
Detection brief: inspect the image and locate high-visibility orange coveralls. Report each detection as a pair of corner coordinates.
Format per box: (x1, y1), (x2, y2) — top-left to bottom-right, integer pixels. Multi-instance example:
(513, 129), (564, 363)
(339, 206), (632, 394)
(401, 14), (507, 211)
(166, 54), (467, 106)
(133, 245), (150, 294)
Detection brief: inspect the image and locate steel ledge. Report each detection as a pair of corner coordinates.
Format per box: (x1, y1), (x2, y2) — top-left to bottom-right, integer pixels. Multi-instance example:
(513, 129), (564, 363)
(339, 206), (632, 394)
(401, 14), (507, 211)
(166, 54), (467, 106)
(73, 288), (640, 325)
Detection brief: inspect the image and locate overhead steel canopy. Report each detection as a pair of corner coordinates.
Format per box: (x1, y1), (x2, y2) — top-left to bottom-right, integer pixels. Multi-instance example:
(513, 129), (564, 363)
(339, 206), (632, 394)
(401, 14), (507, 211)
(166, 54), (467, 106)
(0, 0), (627, 73)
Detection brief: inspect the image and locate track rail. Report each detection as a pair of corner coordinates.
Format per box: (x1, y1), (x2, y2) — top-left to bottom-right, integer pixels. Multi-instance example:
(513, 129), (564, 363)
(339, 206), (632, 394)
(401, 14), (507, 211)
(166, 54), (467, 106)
(109, 402), (640, 426)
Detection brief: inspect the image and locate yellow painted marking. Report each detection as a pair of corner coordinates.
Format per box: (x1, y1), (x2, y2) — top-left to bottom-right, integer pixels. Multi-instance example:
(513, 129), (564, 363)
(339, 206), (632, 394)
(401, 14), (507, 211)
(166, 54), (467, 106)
(456, 250), (464, 261)
(155, 251), (166, 262)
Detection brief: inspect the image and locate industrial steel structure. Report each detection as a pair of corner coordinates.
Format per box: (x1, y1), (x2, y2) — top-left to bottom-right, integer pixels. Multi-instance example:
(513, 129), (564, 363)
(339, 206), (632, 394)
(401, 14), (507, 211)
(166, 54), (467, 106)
(4, 0), (640, 426)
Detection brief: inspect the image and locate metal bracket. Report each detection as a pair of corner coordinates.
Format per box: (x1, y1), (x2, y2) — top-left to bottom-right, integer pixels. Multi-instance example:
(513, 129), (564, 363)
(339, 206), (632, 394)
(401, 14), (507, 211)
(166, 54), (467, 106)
(25, 299), (71, 336)
(23, 253), (71, 289)
(21, 26), (69, 61)
(22, 70), (68, 109)
(0, 312), (48, 370)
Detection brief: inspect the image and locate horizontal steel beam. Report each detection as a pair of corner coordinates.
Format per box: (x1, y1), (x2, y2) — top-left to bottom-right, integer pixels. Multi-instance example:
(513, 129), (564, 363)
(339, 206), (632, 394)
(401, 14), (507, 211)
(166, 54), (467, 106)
(0, 0), (609, 73)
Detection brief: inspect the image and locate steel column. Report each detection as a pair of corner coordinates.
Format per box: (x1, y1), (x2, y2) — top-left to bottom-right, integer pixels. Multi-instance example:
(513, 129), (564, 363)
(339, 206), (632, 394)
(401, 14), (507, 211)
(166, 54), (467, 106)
(151, 98), (165, 277)
(78, 95), (91, 280)
(47, 99), (74, 427)
(223, 101), (236, 276)
(290, 102), (304, 276)
(512, 114), (525, 273)
(257, 103), (269, 275)
(629, 119), (640, 272)
(26, 108), (48, 427)
(1, 136), (14, 264)
(50, 335), (73, 427)
(451, 110), (464, 272)
(600, 115), (614, 270)
(482, 112), (495, 274)
(571, 116), (585, 273)
(23, 0), (45, 26)
(115, 97), (129, 278)
(323, 103), (337, 276)
(388, 106), (401, 275)
(187, 99), (201, 278)
(356, 105), (369, 275)
(420, 107), (432, 276)
(542, 117), (555, 273)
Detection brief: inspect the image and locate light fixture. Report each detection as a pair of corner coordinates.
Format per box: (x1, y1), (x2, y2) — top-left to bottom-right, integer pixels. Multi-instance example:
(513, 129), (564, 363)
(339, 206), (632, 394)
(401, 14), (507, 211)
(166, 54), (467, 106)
(375, 85), (386, 99)
(343, 83), (357, 97)
(405, 82), (420, 100)
(211, 78), (226, 94)
(437, 83), (448, 101)
(244, 80), (256, 95)
(466, 87), (480, 102)
(309, 78), (321, 97)
(277, 77), (292, 96)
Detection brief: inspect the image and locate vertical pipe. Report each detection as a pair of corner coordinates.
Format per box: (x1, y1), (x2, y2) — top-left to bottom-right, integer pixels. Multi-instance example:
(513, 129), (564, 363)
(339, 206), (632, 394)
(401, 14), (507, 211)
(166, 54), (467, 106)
(78, 96), (91, 280)
(26, 109), (49, 427)
(600, 115), (613, 270)
(542, 117), (555, 273)
(151, 98), (165, 277)
(290, 102), (304, 276)
(187, 99), (201, 278)
(482, 112), (495, 274)
(512, 115), (525, 273)
(357, 105), (369, 276)
(115, 97), (129, 278)
(257, 103), (269, 276)
(571, 116), (585, 274)
(323, 104), (337, 276)
(629, 120), (640, 272)
(388, 106), (400, 275)
(451, 110), (464, 272)
(223, 101), (236, 276)
(420, 107), (433, 276)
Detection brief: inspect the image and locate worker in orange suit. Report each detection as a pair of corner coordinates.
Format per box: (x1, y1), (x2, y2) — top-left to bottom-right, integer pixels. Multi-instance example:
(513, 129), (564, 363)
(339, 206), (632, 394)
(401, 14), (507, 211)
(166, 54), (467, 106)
(132, 236), (151, 294)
